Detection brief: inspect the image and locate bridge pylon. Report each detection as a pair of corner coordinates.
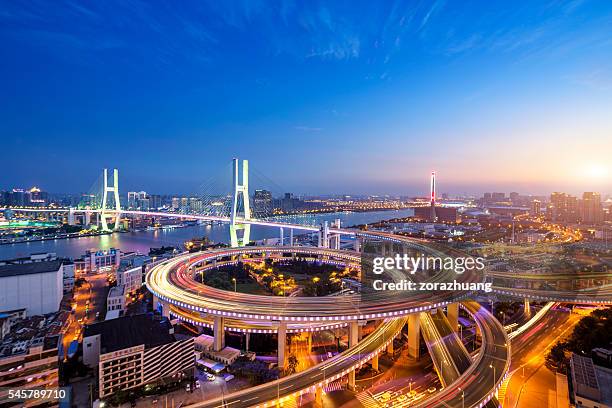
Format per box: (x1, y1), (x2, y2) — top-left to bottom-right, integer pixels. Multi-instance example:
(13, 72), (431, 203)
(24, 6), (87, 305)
(100, 168), (121, 231)
(229, 159), (251, 247)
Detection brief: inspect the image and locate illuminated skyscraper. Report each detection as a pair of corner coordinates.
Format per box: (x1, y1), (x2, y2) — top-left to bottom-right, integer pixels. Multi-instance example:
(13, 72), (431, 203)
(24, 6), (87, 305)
(581, 192), (603, 224)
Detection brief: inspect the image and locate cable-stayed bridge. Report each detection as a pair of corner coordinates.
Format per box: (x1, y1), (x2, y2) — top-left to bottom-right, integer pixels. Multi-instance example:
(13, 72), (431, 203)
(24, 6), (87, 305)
(3, 159), (356, 248)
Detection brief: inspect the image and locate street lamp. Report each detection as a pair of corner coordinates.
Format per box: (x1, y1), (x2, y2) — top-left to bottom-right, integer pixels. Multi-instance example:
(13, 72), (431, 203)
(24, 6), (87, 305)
(458, 387), (464, 408)
(232, 278), (236, 292)
(490, 364), (496, 391)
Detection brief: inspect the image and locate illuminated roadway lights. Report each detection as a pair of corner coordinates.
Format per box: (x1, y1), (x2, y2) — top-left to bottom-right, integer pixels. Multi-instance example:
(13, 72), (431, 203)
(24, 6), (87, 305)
(411, 302), (510, 408)
(148, 240), (509, 407)
(145, 247), (465, 322)
(492, 288), (612, 304)
(170, 311), (349, 334)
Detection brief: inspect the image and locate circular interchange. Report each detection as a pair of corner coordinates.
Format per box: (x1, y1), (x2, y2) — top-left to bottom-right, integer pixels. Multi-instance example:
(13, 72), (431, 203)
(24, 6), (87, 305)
(146, 236), (484, 322)
(145, 232), (511, 408)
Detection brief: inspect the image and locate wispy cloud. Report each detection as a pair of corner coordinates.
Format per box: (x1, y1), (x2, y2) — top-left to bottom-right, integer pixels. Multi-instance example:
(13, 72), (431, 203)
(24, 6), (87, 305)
(295, 126), (323, 132)
(419, 0), (445, 31)
(564, 68), (612, 91)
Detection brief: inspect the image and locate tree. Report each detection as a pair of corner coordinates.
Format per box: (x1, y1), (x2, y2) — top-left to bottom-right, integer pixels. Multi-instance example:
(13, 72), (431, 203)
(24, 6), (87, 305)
(286, 355), (299, 375)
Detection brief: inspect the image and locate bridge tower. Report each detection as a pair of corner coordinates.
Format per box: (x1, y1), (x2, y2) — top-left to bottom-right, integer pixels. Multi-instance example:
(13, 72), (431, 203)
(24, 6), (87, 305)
(230, 159), (251, 247)
(100, 168), (121, 231)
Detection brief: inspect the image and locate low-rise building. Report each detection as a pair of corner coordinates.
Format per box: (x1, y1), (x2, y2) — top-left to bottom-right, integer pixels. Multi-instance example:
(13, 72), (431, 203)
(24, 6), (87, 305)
(593, 348), (612, 367)
(116, 266), (142, 295)
(0, 252), (74, 295)
(75, 248), (121, 275)
(0, 313), (62, 406)
(62, 260), (75, 293)
(106, 285), (126, 319)
(193, 334), (240, 365)
(0, 261), (64, 315)
(83, 314), (194, 399)
(0, 309), (26, 340)
(570, 353), (612, 408)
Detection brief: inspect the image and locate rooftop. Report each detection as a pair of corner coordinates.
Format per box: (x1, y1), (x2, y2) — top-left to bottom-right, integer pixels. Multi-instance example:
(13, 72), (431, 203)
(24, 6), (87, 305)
(84, 313), (175, 354)
(595, 366), (612, 406)
(0, 260), (62, 279)
(0, 312), (62, 358)
(108, 285), (125, 298)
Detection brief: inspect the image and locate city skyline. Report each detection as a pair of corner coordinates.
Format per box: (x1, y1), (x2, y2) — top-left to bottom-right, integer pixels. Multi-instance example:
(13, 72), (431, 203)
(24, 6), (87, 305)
(2, 1), (611, 194)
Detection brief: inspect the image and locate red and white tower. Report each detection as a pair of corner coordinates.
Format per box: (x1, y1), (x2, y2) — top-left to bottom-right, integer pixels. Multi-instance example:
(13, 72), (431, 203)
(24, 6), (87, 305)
(429, 171), (437, 222)
(430, 171), (436, 205)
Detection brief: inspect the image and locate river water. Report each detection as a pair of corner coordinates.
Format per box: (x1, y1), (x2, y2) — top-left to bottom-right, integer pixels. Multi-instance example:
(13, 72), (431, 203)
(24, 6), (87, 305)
(0, 209), (414, 260)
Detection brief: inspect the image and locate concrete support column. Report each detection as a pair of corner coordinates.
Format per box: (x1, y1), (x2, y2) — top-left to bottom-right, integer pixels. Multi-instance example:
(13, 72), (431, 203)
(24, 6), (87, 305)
(524, 298), (531, 316)
(314, 386), (323, 407)
(245, 332), (250, 351)
(307, 332), (312, 353)
(160, 301), (170, 318)
(447, 303), (459, 333)
(289, 229), (294, 246)
(353, 237), (361, 252)
(320, 222), (329, 248)
(213, 316), (225, 352)
(408, 314), (421, 360)
(387, 340), (394, 355)
(348, 321), (359, 390)
(317, 231), (322, 248)
(277, 321), (287, 369)
(372, 353), (379, 371)
(280, 227), (284, 246)
(68, 208), (75, 226)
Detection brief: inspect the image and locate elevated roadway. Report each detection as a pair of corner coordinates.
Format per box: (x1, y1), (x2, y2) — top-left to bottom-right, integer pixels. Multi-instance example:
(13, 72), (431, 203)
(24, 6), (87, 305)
(146, 245), (483, 322)
(413, 301), (510, 408)
(186, 317), (407, 408)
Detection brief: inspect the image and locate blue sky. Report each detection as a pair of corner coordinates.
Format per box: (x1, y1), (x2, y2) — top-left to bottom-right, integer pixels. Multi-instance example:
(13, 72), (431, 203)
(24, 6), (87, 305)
(1, 0), (611, 196)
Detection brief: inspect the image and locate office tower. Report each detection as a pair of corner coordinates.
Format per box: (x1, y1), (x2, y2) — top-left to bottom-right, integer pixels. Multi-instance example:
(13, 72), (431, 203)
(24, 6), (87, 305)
(253, 189), (273, 216)
(581, 192), (603, 224)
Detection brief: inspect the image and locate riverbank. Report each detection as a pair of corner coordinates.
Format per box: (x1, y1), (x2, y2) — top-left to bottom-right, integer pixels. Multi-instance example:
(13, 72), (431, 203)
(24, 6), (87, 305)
(0, 230), (113, 245)
(0, 208), (415, 260)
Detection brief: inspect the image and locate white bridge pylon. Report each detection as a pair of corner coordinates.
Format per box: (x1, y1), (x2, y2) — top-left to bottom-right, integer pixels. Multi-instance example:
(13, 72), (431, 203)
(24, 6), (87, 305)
(100, 168), (121, 231)
(230, 158), (251, 247)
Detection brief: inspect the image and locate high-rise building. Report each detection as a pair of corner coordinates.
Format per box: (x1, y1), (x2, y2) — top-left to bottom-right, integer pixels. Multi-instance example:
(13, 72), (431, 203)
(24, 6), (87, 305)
(150, 194), (162, 210)
(127, 191), (138, 209)
(8, 189), (25, 207)
(189, 197), (202, 213)
(550, 192), (579, 223)
(509, 192), (520, 203)
(127, 191), (148, 210)
(580, 192), (603, 225)
(491, 192), (505, 202)
(27, 187), (48, 206)
(530, 199), (542, 217)
(253, 189), (273, 216)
